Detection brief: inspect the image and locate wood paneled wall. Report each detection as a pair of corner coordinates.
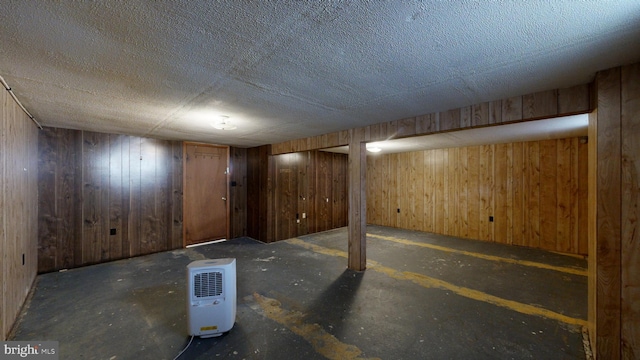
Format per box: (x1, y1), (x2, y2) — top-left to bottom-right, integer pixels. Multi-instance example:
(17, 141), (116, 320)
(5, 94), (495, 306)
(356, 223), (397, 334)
(247, 148), (348, 243)
(367, 138), (588, 255)
(309, 151), (348, 234)
(229, 147), (248, 239)
(589, 63), (639, 359)
(247, 145), (272, 242)
(273, 150), (348, 242)
(37, 128), (184, 273)
(1, 88), (39, 340)
(271, 84), (591, 155)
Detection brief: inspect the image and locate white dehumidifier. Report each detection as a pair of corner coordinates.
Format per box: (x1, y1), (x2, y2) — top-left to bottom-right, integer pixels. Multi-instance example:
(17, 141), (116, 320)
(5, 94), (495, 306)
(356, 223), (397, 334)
(187, 258), (237, 338)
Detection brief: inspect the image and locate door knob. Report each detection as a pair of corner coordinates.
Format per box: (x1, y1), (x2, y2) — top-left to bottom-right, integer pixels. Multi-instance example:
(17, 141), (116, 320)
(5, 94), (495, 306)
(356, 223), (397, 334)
(222, 197), (227, 201)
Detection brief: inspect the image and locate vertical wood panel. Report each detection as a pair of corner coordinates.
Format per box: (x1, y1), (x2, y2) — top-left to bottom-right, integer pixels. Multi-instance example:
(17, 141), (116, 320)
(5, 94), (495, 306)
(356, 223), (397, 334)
(37, 129), (59, 272)
(275, 154), (296, 240)
(387, 121), (399, 140)
(26, 103), (39, 318)
(1, 89), (5, 339)
(404, 152), (414, 230)
(393, 153), (404, 228)
(129, 137), (141, 256)
(592, 66), (621, 359)
(383, 154), (392, 226)
(398, 152), (410, 229)
(556, 138), (572, 252)
(366, 155), (378, 224)
(332, 153), (348, 228)
(434, 149), (445, 234)
(588, 95), (599, 358)
(139, 138), (157, 255)
(523, 90), (559, 119)
(339, 130), (350, 146)
(440, 109), (460, 131)
(620, 63), (639, 358)
(522, 142), (531, 247)
(460, 106), (472, 128)
(459, 147), (469, 238)
(506, 143), (513, 245)
(489, 100), (503, 124)
(502, 97), (522, 123)
(108, 135), (124, 260)
(577, 139), (589, 255)
(558, 84), (590, 115)
(511, 143), (525, 246)
(229, 147), (247, 239)
(408, 152), (419, 230)
(298, 152), (310, 235)
(389, 153), (399, 228)
(82, 132), (110, 264)
(320, 133), (329, 149)
(527, 142), (540, 248)
(446, 148), (456, 236)
(494, 143), (509, 245)
(326, 132), (339, 148)
(467, 146), (480, 240)
(414, 151), (425, 231)
(416, 113), (438, 134)
(70, 132), (83, 266)
(119, 136), (132, 258)
(1, 88), (38, 340)
(423, 150), (434, 232)
(315, 152), (332, 233)
(172, 142), (184, 248)
(98, 132), (111, 262)
(348, 130), (366, 271)
(397, 117), (416, 138)
(568, 138), (580, 254)
(377, 154), (389, 226)
(247, 145), (271, 242)
(539, 140), (557, 251)
(368, 124), (381, 142)
(472, 103), (489, 126)
(158, 140), (172, 252)
(479, 145), (494, 241)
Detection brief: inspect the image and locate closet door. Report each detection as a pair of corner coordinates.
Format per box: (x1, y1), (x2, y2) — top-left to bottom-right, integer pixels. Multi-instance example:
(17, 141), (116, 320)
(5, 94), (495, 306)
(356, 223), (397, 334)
(184, 143), (228, 246)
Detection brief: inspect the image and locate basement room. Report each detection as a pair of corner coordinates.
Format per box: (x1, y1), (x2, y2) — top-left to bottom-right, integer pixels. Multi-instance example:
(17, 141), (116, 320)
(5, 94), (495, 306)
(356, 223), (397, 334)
(1, 1), (639, 359)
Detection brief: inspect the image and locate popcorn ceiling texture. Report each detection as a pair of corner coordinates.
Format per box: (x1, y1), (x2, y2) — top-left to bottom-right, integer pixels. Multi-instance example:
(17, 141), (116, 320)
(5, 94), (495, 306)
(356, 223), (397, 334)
(1, 1), (639, 147)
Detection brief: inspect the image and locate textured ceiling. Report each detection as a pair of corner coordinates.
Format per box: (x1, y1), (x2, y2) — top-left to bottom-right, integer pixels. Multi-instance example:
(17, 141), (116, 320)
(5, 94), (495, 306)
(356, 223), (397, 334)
(1, 1), (639, 148)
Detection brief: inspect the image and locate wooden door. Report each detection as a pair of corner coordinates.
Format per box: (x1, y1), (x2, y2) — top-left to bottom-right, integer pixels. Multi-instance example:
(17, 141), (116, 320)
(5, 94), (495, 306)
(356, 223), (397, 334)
(184, 143), (229, 246)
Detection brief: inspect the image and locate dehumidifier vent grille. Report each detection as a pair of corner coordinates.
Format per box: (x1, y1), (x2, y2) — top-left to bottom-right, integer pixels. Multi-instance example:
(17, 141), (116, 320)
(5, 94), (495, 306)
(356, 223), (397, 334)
(194, 271), (223, 298)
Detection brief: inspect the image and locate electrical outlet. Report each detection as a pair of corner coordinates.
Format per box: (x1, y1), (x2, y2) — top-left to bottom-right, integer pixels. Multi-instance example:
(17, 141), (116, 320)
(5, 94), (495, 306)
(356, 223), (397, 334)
(489, 216), (494, 222)
(397, 208), (400, 213)
(110, 228), (117, 235)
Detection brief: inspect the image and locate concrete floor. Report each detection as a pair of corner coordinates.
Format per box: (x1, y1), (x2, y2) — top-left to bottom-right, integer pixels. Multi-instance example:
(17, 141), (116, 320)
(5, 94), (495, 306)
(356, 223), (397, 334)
(11, 226), (588, 359)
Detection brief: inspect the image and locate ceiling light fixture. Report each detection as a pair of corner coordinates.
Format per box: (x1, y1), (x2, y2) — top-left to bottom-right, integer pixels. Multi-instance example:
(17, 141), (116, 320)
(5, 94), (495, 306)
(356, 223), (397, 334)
(366, 144), (381, 153)
(212, 116), (236, 130)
